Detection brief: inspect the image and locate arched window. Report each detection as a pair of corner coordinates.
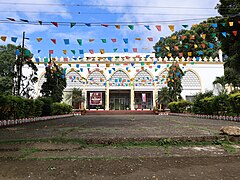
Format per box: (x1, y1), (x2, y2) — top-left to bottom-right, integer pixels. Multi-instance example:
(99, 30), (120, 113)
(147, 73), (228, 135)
(134, 70), (154, 87)
(182, 70), (201, 90)
(87, 70), (106, 87)
(109, 70), (130, 87)
(65, 70), (84, 88)
(156, 70), (168, 88)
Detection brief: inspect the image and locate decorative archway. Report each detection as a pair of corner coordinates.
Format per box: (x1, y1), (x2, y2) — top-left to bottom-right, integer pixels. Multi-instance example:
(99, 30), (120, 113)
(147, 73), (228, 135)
(65, 69), (85, 89)
(134, 70), (154, 87)
(86, 69), (106, 87)
(182, 70), (201, 90)
(109, 69), (130, 87)
(156, 70), (168, 88)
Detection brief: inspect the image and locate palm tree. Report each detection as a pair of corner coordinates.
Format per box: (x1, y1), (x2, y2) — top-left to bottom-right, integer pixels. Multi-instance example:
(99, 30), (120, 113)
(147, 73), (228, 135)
(66, 88), (85, 109)
(156, 87), (171, 111)
(213, 76), (227, 93)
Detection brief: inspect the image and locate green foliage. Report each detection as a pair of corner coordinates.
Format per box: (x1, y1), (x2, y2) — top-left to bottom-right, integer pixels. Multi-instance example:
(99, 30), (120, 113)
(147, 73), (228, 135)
(65, 88), (85, 109)
(167, 62), (184, 101)
(37, 97), (53, 116)
(228, 92), (240, 116)
(168, 100), (192, 113)
(52, 102), (72, 115)
(157, 87), (171, 109)
(192, 91), (213, 114)
(41, 62), (66, 102)
(199, 97), (214, 115)
(212, 93), (229, 115)
(153, 17), (220, 58)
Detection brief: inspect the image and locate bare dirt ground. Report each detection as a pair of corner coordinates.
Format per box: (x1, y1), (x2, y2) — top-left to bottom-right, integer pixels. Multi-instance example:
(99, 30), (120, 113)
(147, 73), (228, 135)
(0, 115), (240, 179)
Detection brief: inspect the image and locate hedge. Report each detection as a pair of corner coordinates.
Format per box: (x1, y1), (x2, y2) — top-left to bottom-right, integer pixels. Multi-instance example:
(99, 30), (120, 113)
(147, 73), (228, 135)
(168, 100), (192, 113)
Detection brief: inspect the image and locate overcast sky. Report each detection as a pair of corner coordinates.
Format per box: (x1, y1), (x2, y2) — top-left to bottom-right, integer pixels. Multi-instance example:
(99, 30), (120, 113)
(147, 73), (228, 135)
(0, 0), (220, 58)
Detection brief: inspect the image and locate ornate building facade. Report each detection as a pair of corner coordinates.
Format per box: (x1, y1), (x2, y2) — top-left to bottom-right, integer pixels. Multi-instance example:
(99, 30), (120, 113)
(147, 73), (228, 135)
(29, 52), (224, 110)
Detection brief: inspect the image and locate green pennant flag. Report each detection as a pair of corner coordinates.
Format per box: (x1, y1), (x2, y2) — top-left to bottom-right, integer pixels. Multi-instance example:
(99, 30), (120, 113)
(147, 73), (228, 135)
(128, 25), (134, 30)
(70, 22), (76, 28)
(141, 62), (145, 66)
(77, 39), (82, 46)
(182, 25), (188, 28)
(87, 64), (90, 67)
(24, 49), (30, 56)
(155, 68), (158, 72)
(44, 58), (48, 63)
(221, 23), (226, 26)
(184, 45), (189, 49)
(113, 48), (118, 52)
(68, 64), (71, 67)
(212, 33), (216, 38)
(101, 39), (107, 43)
(71, 50), (76, 55)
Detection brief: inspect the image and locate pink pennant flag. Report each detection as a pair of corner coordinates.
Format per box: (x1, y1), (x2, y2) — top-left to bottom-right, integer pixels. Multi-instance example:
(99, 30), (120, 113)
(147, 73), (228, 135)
(155, 25), (161, 31)
(133, 48), (137, 52)
(147, 37), (153, 41)
(111, 38), (117, 42)
(51, 22), (58, 27)
(51, 39), (56, 44)
(101, 24), (109, 27)
(89, 49), (94, 54)
(233, 31), (237, 36)
(49, 50), (54, 54)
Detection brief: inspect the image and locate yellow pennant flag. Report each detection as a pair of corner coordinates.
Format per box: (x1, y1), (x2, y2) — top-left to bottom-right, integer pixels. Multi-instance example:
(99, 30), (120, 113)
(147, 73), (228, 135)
(0, 36), (7, 42)
(190, 35), (195, 40)
(188, 52), (192, 56)
(63, 50), (67, 55)
(168, 25), (174, 32)
(100, 49), (105, 54)
(201, 34), (206, 39)
(36, 38), (42, 42)
(135, 38), (141, 40)
(167, 53), (172, 57)
(194, 44), (198, 48)
(106, 63), (110, 67)
(171, 36), (177, 40)
(89, 39), (95, 42)
(165, 46), (170, 51)
(115, 25), (120, 29)
(229, 22), (234, 26)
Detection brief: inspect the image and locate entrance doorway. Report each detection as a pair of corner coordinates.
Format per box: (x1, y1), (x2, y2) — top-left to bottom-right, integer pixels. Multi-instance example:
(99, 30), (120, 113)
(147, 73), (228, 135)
(109, 90), (130, 110)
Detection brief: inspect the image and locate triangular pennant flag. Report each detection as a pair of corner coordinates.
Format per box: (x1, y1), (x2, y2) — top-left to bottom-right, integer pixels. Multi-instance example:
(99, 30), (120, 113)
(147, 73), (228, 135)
(24, 50), (30, 56)
(101, 24), (109, 27)
(181, 35), (187, 40)
(221, 22), (226, 26)
(20, 19), (29, 23)
(51, 39), (56, 44)
(111, 38), (117, 42)
(124, 48), (128, 52)
(133, 48), (137, 52)
(128, 25), (134, 30)
(85, 23), (91, 27)
(211, 23), (217, 28)
(147, 37), (153, 41)
(100, 49), (105, 54)
(135, 38), (141, 40)
(194, 44), (198, 48)
(123, 38), (128, 44)
(165, 46), (170, 51)
(36, 38), (42, 42)
(190, 35), (195, 40)
(209, 43), (214, 49)
(184, 45), (189, 49)
(212, 33), (216, 37)
(229, 22), (234, 26)
(16, 49), (20, 55)
(182, 25), (188, 28)
(63, 50), (67, 55)
(156, 47), (160, 52)
(144, 25), (151, 30)
(221, 32), (227, 37)
(113, 48), (118, 52)
(77, 39), (82, 46)
(188, 52), (192, 57)
(70, 22), (76, 28)
(171, 36), (177, 40)
(71, 50), (76, 55)
(37, 50), (41, 53)
(51, 22), (58, 27)
(38, 21), (42, 25)
(155, 25), (161, 31)
(0, 36), (7, 42)
(201, 43), (206, 48)
(232, 31), (237, 36)
(174, 46), (179, 51)
(179, 52), (183, 57)
(101, 39), (107, 43)
(49, 50), (54, 54)
(168, 25), (174, 32)
(79, 50), (84, 54)
(7, 18), (15, 21)
(64, 39), (70, 45)
(198, 51), (203, 55)
(201, 34), (206, 39)
(89, 39), (95, 42)
(11, 37), (17, 43)
(89, 49), (94, 54)
(115, 25), (120, 29)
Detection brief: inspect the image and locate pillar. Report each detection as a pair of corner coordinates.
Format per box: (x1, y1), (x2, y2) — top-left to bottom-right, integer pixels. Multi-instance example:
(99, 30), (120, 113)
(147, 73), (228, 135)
(82, 87), (87, 109)
(153, 82), (158, 108)
(105, 81), (109, 110)
(130, 86), (135, 110)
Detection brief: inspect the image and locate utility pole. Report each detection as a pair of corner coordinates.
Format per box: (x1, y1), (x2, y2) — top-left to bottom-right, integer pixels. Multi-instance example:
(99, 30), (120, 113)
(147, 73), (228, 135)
(16, 32), (26, 96)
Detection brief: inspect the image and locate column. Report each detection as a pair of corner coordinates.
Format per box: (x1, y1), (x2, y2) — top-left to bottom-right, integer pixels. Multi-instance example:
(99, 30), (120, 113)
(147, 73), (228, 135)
(130, 86), (135, 110)
(153, 82), (157, 108)
(105, 81), (109, 110)
(82, 86), (87, 109)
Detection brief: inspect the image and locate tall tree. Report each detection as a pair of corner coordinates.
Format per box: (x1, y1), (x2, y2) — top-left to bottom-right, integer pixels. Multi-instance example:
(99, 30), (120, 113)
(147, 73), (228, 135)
(216, 0), (240, 89)
(153, 17), (221, 58)
(41, 60), (66, 102)
(167, 62), (184, 101)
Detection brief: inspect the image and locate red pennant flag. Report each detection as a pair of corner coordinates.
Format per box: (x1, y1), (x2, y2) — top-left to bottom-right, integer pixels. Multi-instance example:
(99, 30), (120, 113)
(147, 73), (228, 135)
(89, 49), (94, 54)
(51, 22), (58, 27)
(174, 46), (179, 51)
(179, 52), (183, 57)
(49, 50), (54, 54)
(181, 35), (187, 40)
(155, 25), (161, 31)
(233, 31), (237, 36)
(147, 37), (153, 41)
(51, 39), (56, 44)
(238, 21), (240, 24)
(111, 38), (117, 42)
(133, 48), (137, 52)
(201, 43), (206, 48)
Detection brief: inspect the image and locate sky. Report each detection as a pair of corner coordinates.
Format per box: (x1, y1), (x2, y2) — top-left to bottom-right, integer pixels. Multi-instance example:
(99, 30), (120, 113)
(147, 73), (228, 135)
(0, 0), (221, 58)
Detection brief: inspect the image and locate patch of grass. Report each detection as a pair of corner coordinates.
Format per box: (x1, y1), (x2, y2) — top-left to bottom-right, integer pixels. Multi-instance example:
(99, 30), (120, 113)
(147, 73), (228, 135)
(19, 148), (42, 158)
(221, 143), (238, 153)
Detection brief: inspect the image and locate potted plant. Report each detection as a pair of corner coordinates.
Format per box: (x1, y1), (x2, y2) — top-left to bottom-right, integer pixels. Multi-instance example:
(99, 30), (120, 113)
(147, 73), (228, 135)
(153, 106), (159, 115)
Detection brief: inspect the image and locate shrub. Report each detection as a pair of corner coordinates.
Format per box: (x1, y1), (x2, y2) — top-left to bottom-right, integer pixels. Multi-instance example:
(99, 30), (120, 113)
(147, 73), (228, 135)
(52, 102), (72, 115)
(229, 92), (240, 116)
(199, 97), (214, 115)
(37, 97), (53, 116)
(168, 100), (192, 113)
(212, 93), (229, 115)
(192, 91), (213, 114)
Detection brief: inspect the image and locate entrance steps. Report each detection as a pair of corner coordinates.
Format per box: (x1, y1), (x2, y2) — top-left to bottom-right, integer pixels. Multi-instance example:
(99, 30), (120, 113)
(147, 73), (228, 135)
(85, 110), (155, 115)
